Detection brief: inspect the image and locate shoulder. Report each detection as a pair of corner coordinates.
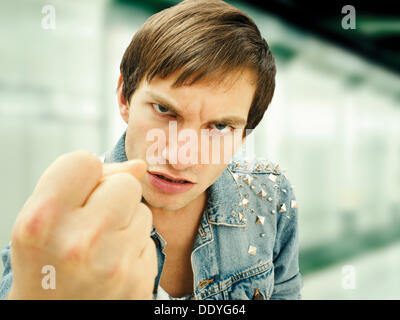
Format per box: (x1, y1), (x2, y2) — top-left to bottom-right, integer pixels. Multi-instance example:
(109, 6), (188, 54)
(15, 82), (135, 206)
(227, 156), (295, 200)
(228, 156), (282, 175)
(225, 156), (298, 224)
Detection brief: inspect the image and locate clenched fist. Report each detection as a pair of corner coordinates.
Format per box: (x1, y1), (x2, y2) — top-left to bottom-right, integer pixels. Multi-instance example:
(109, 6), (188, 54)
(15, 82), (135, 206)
(7, 150), (157, 299)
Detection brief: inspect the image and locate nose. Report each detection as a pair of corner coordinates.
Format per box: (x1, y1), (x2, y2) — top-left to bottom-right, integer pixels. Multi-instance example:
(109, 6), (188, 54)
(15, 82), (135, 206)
(161, 132), (199, 171)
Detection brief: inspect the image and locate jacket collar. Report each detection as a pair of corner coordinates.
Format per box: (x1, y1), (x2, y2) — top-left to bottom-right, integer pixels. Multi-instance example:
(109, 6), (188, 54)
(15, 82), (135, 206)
(104, 131), (246, 227)
(205, 166), (247, 227)
(104, 131), (128, 163)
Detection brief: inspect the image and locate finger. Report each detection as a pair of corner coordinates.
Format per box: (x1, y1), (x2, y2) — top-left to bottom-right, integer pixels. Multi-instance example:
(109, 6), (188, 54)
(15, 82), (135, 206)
(32, 150), (103, 211)
(122, 203), (153, 256)
(102, 159), (147, 180)
(123, 238), (157, 300)
(83, 172), (143, 231)
(139, 238), (158, 279)
(125, 238), (157, 300)
(81, 159), (147, 207)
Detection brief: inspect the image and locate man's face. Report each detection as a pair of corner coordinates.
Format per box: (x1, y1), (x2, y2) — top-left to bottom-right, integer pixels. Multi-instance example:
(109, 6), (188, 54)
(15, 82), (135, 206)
(118, 69), (256, 212)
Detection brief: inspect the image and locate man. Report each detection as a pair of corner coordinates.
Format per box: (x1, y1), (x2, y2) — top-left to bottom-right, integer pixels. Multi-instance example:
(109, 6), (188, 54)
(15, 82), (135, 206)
(0, 0), (302, 299)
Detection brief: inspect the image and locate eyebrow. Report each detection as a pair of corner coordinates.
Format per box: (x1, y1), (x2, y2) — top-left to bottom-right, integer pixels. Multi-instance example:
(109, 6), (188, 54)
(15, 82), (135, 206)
(144, 90), (248, 127)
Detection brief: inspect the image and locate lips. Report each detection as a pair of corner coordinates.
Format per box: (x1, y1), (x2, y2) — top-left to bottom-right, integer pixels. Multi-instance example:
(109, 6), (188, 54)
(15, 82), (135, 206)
(147, 171), (195, 194)
(148, 171), (194, 184)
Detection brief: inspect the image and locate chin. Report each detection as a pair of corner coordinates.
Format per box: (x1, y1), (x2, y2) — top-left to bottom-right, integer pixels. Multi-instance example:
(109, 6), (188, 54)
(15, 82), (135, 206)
(142, 193), (185, 210)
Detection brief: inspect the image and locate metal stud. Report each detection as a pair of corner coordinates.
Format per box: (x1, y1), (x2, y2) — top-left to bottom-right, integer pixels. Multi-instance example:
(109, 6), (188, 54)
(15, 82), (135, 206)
(283, 173), (289, 180)
(256, 216), (265, 225)
(279, 203), (287, 213)
(260, 233), (265, 237)
(286, 215), (291, 219)
(238, 212), (244, 221)
(199, 228), (206, 238)
(251, 185), (255, 190)
(231, 211), (236, 216)
(257, 189), (267, 198)
(268, 197), (272, 202)
(273, 164), (280, 173)
(273, 184), (279, 189)
(268, 174), (277, 183)
(253, 288), (264, 300)
(243, 174), (253, 185)
(245, 194), (249, 199)
(239, 184), (243, 188)
(250, 209), (255, 213)
(282, 189), (287, 194)
(271, 209), (276, 214)
(248, 245), (257, 255)
(291, 200), (297, 209)
(241, 198), (249, 207)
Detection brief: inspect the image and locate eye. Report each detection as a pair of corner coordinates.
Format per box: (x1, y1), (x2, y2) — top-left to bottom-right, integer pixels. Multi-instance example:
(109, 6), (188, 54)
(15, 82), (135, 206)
(152, 103), (174, 116)
(210, 123), (233, 135)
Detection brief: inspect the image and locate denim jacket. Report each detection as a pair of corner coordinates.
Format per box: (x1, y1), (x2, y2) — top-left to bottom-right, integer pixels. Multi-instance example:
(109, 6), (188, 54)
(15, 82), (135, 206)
(0, 132), (302, 300)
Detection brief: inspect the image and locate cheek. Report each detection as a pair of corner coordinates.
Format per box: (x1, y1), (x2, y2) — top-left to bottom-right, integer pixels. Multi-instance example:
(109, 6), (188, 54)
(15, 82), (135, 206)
(200, 134), (241, 165)
(128, 105), (157, 138)
(126, 112), (157, 158)
(200, 164), (227, 186)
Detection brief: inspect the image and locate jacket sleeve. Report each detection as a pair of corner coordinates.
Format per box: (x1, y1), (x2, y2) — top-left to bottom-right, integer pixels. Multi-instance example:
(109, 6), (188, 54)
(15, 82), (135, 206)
(270, 173), (303, 300)
(0, 242), (13, 300)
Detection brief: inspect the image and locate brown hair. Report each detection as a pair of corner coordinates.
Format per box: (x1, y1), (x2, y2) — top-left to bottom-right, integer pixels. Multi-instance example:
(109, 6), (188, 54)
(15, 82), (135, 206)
(120, 0), (276, 137)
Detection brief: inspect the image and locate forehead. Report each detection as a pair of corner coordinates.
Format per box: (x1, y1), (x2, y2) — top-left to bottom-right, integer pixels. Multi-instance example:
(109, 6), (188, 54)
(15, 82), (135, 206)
(139, 68), (256, 119)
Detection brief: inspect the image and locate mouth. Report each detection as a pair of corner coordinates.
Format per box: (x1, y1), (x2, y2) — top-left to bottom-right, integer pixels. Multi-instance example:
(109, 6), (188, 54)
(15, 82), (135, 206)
(147, 171), (195, 194)
(148, 171), (194, 184)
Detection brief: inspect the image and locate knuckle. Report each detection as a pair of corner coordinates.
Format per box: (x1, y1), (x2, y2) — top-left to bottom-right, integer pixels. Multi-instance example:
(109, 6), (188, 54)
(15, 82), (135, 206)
(112, 172), (142, 197)
(83, 225), (102, 251)
(14, 197), (59, 243)
(104, 260), (123, 281)
(68, 150), (102, 177)
(60, 236), (88, 263)
(70, 149), (98, 161)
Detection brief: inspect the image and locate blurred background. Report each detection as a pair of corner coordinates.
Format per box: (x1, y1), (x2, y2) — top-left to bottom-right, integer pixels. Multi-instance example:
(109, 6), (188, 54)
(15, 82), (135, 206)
(0, 0), (399, 299)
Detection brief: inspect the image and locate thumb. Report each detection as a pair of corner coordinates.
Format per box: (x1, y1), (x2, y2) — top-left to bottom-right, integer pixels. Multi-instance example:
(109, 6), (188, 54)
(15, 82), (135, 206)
(102, 159), (148, 180)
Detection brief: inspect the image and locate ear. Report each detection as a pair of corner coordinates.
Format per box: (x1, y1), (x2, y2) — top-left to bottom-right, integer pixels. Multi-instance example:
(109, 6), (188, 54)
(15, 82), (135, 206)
(117, 74), (130, 124)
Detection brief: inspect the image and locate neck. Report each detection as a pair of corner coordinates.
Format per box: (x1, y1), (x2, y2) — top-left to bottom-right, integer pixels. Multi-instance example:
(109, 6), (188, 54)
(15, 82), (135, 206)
(147, 191), (207, 245)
